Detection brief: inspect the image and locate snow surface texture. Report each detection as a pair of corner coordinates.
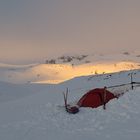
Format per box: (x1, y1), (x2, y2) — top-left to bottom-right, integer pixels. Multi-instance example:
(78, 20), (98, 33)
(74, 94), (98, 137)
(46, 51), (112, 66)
(0, 69), (140, 140)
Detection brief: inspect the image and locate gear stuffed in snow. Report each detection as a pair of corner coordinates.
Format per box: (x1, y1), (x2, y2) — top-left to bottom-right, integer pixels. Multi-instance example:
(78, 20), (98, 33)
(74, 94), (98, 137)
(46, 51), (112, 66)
(63, 88), (79, 114)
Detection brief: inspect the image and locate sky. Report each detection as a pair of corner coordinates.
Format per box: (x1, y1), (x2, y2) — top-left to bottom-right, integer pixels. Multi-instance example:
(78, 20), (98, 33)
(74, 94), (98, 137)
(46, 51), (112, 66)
(0, 0), (140, 64)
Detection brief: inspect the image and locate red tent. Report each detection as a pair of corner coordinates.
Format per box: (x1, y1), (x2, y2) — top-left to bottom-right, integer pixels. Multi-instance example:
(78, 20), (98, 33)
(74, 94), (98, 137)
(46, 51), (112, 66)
(77, 87), (117, 109)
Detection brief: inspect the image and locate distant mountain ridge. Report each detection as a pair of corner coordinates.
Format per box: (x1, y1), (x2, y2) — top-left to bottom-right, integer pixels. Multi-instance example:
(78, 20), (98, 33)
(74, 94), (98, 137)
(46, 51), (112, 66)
(44, 51), (140, 65)
(0, 52), (140, 84)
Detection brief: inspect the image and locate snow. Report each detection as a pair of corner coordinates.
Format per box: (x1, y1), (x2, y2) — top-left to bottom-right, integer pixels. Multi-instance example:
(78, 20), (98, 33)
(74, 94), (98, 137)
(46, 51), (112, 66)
(0, 53), (140, 84)
(0, 67), (140, 140)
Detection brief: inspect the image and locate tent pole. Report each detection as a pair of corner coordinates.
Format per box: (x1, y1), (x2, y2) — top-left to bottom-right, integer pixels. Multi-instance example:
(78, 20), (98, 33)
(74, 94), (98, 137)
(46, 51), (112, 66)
(103, 86), (107, 110)
(130, 73), (134, 90)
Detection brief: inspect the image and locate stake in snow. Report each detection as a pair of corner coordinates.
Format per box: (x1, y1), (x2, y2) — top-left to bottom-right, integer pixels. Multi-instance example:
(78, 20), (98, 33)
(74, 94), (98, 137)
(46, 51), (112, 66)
(63, 88), (79, 114)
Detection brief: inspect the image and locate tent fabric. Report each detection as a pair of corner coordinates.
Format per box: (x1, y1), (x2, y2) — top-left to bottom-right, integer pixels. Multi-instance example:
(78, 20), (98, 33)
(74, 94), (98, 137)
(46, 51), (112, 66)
(77, 88), (117, 108)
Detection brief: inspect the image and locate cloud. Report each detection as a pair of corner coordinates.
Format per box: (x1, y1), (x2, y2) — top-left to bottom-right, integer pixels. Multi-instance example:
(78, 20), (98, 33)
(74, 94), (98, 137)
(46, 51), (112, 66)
(0, 0), (140, 63)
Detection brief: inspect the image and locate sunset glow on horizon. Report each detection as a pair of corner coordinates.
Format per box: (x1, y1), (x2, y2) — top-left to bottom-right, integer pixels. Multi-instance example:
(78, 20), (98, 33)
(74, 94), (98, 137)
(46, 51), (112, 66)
(0, 0), (140, 64)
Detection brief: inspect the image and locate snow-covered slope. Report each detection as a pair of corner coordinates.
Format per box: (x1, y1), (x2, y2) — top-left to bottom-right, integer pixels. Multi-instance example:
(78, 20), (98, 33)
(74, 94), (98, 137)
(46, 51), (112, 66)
(0, 61), (140, 84)
(0, 69), (140, 140)
(0, 51), (140, 84)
